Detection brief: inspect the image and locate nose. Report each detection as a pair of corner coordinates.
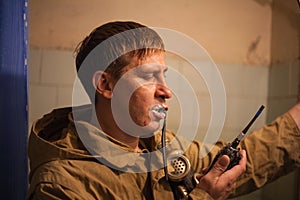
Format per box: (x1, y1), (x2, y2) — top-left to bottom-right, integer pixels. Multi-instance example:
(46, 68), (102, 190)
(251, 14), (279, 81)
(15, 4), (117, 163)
(155, 84), (173, 100)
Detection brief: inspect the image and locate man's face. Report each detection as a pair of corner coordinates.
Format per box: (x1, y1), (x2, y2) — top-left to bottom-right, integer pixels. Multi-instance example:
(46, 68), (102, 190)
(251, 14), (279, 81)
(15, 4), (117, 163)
(111, 53), (172, 137)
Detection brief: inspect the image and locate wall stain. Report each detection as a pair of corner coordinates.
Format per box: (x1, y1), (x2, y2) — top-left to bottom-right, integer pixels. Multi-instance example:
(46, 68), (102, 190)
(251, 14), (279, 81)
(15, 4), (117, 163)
(246, 35), (268, 66)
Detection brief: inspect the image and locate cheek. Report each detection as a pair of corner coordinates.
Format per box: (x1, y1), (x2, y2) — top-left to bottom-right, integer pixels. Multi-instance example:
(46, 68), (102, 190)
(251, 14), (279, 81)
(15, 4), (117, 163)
(130, 86), (155, 106)
(129, 87), (155, 121)
(129, 93), (149, 114)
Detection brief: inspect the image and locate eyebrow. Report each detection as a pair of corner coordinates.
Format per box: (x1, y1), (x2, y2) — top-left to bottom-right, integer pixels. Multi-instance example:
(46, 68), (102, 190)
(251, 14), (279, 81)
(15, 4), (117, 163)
(137, 63), (167, 73)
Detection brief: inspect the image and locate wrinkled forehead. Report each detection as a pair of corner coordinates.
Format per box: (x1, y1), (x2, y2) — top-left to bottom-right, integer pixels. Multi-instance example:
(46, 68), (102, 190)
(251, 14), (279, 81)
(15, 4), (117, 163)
(122, 51), (166, 72)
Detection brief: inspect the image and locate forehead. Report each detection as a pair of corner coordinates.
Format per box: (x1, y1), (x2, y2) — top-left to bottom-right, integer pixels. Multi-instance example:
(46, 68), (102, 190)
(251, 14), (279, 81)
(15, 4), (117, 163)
(124, 52), (166, 72)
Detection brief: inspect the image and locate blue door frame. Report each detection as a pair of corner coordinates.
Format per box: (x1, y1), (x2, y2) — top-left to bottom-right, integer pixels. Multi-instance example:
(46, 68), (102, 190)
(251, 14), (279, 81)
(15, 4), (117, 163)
(0, 0), (29, 199)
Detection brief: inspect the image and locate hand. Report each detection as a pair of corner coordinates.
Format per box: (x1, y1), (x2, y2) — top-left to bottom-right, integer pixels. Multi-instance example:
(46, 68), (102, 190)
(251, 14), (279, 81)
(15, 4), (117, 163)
(197, 150), (247, 200)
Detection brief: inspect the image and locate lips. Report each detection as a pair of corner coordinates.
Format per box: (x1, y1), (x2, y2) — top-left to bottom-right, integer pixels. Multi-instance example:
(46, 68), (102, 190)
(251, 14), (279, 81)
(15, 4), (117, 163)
(151, 105), (167, 119)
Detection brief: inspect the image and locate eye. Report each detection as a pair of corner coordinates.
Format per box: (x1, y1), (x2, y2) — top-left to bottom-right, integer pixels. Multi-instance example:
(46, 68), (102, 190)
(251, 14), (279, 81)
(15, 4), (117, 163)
(142, 72), (155, 80)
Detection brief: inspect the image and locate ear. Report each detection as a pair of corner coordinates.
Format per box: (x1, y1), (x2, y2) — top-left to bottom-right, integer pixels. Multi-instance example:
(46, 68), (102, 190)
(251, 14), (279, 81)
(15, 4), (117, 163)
(92, 71), (113, 99)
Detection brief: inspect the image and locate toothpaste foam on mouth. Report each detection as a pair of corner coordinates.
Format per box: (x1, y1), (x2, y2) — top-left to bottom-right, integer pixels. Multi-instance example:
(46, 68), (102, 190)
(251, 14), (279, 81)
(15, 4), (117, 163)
(151, 105), (166, 119)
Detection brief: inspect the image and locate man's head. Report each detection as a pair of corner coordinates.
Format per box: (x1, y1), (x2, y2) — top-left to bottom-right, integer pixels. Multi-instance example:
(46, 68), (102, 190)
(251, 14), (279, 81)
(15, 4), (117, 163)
(74, 21), (172, 136)
(75, 21), (165, 100)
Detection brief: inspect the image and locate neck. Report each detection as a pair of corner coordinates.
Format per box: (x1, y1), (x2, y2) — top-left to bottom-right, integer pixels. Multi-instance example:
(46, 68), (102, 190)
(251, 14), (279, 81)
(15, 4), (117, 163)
(94, 100), (141, 151)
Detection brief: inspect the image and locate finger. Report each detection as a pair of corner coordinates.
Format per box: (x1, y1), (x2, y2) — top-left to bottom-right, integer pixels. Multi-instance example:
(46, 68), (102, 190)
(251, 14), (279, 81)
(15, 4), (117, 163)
(201, 167), (208, 174)
(223, 150), (247, 180)
(238, 150), (247, 169)
(208, 155), (230, 177)
(225, 180), (237, 193)
(231, 149), (247, 172)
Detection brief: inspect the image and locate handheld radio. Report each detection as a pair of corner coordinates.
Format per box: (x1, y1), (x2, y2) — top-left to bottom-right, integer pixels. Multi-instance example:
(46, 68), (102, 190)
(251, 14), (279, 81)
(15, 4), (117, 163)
(204, 105), (265, 173)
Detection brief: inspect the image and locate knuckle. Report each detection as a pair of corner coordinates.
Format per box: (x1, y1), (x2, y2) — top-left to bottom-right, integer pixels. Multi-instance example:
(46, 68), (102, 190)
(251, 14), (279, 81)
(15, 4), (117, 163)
(213, 165), (226, 173)
(242, 165), (246, 172)
(239, 163), (246, 172)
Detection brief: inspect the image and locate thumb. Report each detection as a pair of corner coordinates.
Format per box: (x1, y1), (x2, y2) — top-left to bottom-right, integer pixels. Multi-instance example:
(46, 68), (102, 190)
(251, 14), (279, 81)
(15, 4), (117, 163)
(210, 155), (230, 176)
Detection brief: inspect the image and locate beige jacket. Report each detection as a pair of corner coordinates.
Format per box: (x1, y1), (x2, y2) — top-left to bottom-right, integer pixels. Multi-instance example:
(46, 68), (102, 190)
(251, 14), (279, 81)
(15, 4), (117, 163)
(26, 105), (300, 200)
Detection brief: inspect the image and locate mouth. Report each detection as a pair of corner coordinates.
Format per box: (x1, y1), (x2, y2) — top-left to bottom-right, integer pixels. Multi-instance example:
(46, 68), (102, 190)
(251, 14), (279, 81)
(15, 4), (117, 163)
(151, 105), (167, 120)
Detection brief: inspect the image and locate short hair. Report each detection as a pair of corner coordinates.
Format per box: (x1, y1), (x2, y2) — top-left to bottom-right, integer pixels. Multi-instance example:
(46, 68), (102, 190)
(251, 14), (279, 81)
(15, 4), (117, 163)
(74, 21), (165, 102)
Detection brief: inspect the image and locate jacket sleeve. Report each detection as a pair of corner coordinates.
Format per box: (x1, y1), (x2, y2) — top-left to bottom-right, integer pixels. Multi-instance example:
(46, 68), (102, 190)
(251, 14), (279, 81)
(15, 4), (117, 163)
(188, 188), (213, 200)
(27, 183), (84, 200)
(231, 112), (300, 196)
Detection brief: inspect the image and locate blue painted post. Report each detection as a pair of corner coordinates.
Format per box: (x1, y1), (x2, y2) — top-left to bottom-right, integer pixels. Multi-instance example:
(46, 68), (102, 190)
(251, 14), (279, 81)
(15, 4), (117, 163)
(0, 0), (29, 199)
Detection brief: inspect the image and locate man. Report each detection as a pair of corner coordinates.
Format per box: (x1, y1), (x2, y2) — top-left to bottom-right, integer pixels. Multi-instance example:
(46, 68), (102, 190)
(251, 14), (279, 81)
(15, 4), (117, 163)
(26, 21), (300, 200)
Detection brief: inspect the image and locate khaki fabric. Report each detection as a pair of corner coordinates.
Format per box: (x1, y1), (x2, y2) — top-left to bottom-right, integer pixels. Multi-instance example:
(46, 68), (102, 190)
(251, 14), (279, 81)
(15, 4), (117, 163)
(26, 105), (300, 200)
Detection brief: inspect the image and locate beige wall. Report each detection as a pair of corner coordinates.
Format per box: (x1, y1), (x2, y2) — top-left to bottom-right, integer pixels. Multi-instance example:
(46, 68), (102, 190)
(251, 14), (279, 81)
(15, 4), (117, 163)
(29, 0), (272, 65)
(270, 0), (300, 64)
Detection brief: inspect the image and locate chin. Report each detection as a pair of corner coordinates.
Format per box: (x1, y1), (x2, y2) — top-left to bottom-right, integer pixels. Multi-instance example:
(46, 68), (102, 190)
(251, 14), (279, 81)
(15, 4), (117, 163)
(138, 121), (161, 138)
